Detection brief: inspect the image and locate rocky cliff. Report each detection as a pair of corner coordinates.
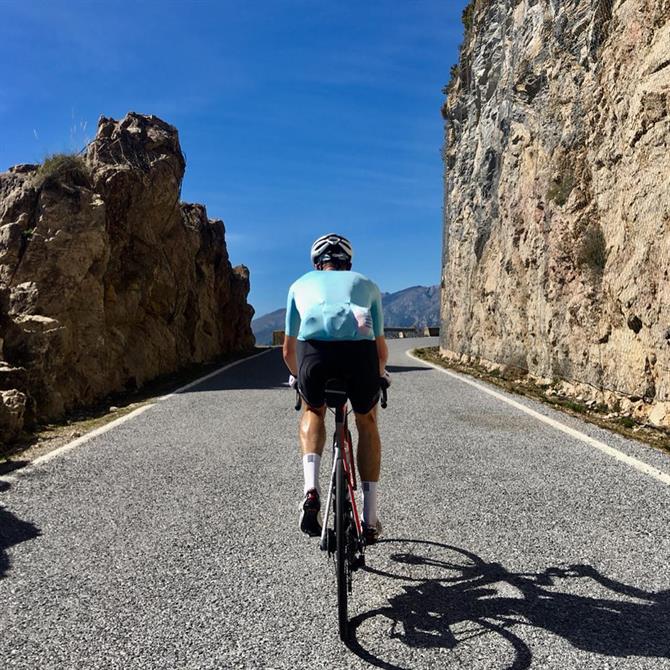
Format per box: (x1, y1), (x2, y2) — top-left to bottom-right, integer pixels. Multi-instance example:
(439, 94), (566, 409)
(0, 113), (254, 443)
(441, 0), (670, 424)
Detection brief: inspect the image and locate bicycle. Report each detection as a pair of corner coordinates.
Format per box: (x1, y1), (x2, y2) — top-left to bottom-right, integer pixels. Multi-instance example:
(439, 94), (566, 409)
(294, 377), (388, 641)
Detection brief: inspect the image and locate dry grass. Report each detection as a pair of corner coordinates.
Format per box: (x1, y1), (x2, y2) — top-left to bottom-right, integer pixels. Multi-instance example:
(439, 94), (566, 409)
(577, 223), (608, 273)
(32, 153), (90, 189)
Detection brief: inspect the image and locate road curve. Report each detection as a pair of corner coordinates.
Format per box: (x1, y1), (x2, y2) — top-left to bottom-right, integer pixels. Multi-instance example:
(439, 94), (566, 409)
(1, 338), (669, 669)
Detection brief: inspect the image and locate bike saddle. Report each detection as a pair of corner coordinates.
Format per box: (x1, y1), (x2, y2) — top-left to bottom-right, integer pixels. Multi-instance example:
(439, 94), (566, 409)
(324, 378), (348, 408)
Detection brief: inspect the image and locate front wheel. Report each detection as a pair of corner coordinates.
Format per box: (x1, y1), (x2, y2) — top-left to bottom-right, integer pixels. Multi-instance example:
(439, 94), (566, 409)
(335, 456), (349, 641)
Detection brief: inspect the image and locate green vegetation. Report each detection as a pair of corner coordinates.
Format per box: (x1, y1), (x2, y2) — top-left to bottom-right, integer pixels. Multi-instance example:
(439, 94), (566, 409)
(577, 223), (608, 273)
(462, 2), (475, 32)
(547, 169), (576, 206)
(442, 1), (478, 97)
(562, 400), (587, 414)
(21, 227), (35, 242)
(442, 64), (460, 97)
(33, 153), (90, 189)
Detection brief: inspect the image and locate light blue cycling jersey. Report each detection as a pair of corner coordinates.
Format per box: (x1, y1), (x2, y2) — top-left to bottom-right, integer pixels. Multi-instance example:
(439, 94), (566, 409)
(285, 270), (384, 341)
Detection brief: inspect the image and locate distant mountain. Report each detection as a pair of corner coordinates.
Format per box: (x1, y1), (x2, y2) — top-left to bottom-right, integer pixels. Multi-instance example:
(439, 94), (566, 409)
(252, 285), (439, 344)
(251, 308), (287, 347)
(380, 285), (440, 329)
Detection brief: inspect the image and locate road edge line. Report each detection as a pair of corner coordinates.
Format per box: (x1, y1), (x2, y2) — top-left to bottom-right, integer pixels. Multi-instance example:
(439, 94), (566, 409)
(2, 348), (273, 479)
(406, 349), (670, 487)
(28, 404), (155, 469)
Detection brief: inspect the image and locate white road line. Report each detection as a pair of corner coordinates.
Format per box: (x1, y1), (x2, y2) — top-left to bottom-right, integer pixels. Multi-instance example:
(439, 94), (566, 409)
(406, 349), (670, 487)
(1, 348), (273, 480)
(30, 404), (155, 468)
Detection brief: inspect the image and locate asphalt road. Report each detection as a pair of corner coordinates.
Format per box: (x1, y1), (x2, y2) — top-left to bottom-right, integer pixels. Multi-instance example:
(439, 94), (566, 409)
(1, 338), (669, 670)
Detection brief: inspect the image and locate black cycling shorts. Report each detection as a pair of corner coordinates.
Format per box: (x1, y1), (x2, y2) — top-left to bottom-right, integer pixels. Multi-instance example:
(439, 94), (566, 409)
(297, 339), (380, 414)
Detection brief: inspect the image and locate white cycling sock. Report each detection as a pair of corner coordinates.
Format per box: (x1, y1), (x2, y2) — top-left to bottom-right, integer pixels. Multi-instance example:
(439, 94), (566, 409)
(362, 481), (378, 526)
(303, 453), (321, 494)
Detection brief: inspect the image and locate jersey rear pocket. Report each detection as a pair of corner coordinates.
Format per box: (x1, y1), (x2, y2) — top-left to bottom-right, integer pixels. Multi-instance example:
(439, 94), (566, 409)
(322, 302), (357, 338)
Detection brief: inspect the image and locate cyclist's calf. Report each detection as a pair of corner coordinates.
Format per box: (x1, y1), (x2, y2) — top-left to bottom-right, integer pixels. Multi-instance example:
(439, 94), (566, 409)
(354, 408), (381, 481)
(300, 404), (327, 457)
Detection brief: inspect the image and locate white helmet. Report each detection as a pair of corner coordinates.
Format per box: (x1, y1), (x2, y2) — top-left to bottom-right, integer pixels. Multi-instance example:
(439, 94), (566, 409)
(310, 233), (354, 267)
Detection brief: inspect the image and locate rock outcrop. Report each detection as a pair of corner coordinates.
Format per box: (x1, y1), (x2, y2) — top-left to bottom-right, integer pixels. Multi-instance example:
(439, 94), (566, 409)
(0, 113), (254, 443)
(441, 0), (670, 423)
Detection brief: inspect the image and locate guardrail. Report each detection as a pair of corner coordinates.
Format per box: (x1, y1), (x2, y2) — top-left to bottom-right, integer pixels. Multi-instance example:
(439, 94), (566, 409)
(384, 327), (440, 339)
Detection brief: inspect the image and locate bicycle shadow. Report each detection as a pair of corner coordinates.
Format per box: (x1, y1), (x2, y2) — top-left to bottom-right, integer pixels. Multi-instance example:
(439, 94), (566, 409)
(347, 539), (670, 670)
(385, 364), (431, 374)
(0, 483), (41, 579)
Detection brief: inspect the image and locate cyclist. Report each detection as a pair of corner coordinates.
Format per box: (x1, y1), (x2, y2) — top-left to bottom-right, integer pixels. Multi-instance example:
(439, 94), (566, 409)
(283, 233), (390, 545)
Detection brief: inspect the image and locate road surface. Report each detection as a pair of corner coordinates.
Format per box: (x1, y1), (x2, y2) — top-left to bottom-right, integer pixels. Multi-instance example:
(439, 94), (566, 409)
(1, 338), (669, 669)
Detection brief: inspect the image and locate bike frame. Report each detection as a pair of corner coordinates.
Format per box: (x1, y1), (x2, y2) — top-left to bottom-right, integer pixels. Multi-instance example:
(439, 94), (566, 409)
(319, 401), (363, 552)
(292, 377), (387, 641)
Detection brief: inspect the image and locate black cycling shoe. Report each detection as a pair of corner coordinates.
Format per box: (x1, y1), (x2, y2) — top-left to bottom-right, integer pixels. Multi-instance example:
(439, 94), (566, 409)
(362, 520), (382, 545)
(299, 488), (323, 537)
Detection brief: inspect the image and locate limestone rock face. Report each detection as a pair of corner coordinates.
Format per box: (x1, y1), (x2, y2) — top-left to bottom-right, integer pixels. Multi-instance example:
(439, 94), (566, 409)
(441, 0), (670, 416)
(0, 113), (254, 440)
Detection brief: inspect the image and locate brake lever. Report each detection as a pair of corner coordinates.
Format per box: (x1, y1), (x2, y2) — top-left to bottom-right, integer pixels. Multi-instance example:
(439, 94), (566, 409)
(380, 379), (389, 409)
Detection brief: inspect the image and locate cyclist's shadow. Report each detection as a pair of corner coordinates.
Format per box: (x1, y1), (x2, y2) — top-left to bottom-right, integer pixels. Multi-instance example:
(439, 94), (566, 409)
(347, 539), (670, 670)
(0, 481), (41, 579)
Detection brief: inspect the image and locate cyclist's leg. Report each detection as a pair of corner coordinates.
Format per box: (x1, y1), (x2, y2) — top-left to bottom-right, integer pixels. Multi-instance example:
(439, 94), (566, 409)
(297, 340), (329, 494)
(347, 340), (382, 533)
(300, 404), (326, 493)
(300, 404), (326, 455)
(354, 407), (381, 529)
(354, 407), (381, 482)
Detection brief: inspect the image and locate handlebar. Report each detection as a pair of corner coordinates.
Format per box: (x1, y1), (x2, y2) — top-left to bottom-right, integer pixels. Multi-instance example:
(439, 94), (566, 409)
(293, 378), (389, 411)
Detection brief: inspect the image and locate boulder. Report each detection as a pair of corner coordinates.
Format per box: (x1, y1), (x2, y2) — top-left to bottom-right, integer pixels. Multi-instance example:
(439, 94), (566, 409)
(0, 113), (254, 443)
(648, 403), (670, 429)
(0, 390), (27, 443)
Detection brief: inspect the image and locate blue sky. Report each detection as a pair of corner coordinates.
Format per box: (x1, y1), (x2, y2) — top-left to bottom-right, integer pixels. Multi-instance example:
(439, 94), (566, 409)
(0, 0), (468, 316)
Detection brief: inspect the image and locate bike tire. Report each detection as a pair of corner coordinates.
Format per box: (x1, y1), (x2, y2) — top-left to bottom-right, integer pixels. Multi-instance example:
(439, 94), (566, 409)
(335, 456), (349, 641)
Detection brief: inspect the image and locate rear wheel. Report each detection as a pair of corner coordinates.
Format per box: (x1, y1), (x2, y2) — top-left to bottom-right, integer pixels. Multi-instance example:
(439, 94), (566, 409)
(335, 456), (349, 641)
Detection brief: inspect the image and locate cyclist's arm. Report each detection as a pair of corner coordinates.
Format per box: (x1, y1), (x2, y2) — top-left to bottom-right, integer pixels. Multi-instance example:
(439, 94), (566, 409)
(376, 336), (388, 376)
(370, 283), (387, 375)
(283, 335), (298, 376)
(283, 285), (300, 375)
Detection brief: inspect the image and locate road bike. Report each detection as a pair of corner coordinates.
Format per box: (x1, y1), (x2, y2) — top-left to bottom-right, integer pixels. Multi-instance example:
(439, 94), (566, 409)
(295, 378), (388, 641)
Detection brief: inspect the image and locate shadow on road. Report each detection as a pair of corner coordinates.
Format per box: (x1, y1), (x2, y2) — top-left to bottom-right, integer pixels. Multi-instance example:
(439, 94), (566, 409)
(386, 364), (430, 374)
(183, 349), (288, 392)
(0, 483), (41, 579)
(347, 539), (670, 670)
(184, 350), (433, 395)
(0, 460), (29, 476)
